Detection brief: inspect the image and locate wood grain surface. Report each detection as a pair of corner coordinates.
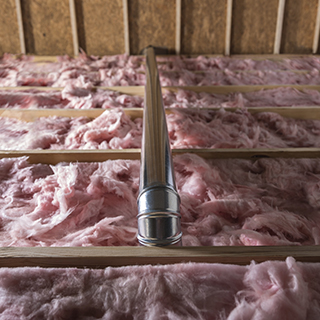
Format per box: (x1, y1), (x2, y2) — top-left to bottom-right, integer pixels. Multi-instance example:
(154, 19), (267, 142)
(75, 0), (125, 55)
(20, 0), (73, 55)
(0, 0), (20, 55)
(281, 0), (318, 54)
(128, 0), (176, 54)
(0, 246), (319, 267)
(231, 0), (278, 54)
(181, 0), (226, 54)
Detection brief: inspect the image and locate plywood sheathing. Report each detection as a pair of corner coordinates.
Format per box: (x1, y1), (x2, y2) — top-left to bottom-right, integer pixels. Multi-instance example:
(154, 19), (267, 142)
(281, 0), (318, 54)
(75, 0), (125, 55)
(181, 0), (226, 54)
(0, 0), (20, 55)
(20, 0), (74, 55)
(128, 0), (176, 55)
(231, 0), (278, 54)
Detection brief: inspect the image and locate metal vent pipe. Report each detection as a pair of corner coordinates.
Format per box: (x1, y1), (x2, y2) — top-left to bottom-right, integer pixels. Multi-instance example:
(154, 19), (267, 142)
(137, 46), (182, 246)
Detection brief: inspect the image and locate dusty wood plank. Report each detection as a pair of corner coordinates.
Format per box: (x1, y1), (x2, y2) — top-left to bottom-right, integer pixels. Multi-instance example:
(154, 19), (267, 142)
(0, 246), (319, 267)
(281, 0), (318, 54)
(0, 150), (141, 164)
(231, 0), (278, 54)
(128, 0), (176, 55)
(75, 0), (124, 55)
(0, 0), (21, 55)
(181, 0), (226, 54)
(20, 0), (74, 55)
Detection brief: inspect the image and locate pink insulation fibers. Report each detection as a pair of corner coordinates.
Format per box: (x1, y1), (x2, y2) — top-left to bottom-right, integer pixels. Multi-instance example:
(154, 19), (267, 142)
(163, 87), (320, 109)
(177, 154), (320, 246)
(0, 157), (140, 246)
(0, 257), (320, 319)
(0, 86), (143, 109)
(1, 155), (320, 247)
(3, 53), (320, 87)
(1, 108), (320, 150)
(0, 109), (142, 150)
(167, 108), (320, 149)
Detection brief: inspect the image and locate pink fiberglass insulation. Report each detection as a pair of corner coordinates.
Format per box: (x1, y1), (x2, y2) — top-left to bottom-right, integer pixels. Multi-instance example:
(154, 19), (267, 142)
(177, 154), (320, 246)
(0, 108), (319, 150)
(0, 86), (143, 109)
(3, 53), (320, 87)
(167, 108), (320, 149)
(3, 52), (320, 71)
(0, 258), (320, 319)
(163, 87), (320, 108)
(0, 157), (140, 246)
(1, 155), (320, 247)
(1, 87), (320, 110)
(0, 109), (142, 150)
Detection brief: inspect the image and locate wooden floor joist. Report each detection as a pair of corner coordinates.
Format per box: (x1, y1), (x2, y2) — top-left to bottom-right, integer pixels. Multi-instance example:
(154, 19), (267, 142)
(0, 148), (319, 165)
(0, 246), (319, 268)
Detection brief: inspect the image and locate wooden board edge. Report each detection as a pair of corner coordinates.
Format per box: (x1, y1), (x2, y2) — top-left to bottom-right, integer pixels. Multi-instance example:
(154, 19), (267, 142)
(0, 150), (141, 164)
(1, 85), (320, 96)
(0, 246), (319, 268)
(0, 148), (318, 165)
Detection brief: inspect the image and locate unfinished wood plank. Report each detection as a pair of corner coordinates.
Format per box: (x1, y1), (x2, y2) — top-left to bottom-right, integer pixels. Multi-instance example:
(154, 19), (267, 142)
(2, 84), (320, 96)
(231, 0), (278, 54)
(0, 0), (20, 55)
(15, 0), (26, 54)
(20, 0), (74, 55)
(181, 0), (226, 54)
(69, 0), (79, 56)
(0, 86), (146, 96)
(128, 0), (176, 55)
(0, 150), (141, 164)
(314, 0), (320, 53)
(281, 0), (318, 53)
(225, 0), (233, 56)
(0, 246), (319, 268)
(274, 0), (286, 54)
(74, 0), (124, 55)
(0, 148), (319, 164)
(175, 0), (181, 54)
(122, 0), (130, 54)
